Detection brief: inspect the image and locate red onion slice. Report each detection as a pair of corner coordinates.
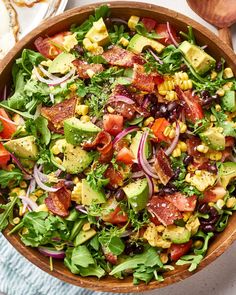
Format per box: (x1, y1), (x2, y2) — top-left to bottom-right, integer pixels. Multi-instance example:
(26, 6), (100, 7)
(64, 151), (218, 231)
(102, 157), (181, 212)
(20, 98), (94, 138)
(75, 205), (88, 214)
(19, 196), (39, 211)
(147, 48), (163, 64)
(34, 165), (59, 192)
(110, 18), (128, 26)
(38, 246), (65, 259)
(10, 153), (32, 176)
(49, 93), (55, 104)
(165, 121), (180, 156)
(145, 173), (154, 198)
(113, 126), (139, 145)
(34, 67), (75, 86)
(131, 170), (145, 178)
(167, 22), (179, 47)
(0, 114), (18, 126)
(108, 95), (135, 105)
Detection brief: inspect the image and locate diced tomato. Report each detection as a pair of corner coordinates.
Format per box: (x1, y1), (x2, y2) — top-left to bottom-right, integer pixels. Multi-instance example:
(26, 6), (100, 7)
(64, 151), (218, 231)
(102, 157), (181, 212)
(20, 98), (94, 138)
(225, 137), (235, 147)
(148, 196), (182, 226)
(104, 165), (124, 189)
(169, 241), (193, 261)
(155, 23), (180, 45)
(34, 32), (71, 59)
(165, 193), (197, 212)
(186, 137), (202, 158)
(0, 143), (10, 168)
(103, 114), (124, 136)
(175, 87), (204, 123)
(151, 118), (170, 141)
(103, 206), (128, 224)
(201, 184), (227, 203)
(0, 108), (17, 139)
(153, 74), (165, 85)
(141, 17), (157, 32)
(116, 147), (134, 165)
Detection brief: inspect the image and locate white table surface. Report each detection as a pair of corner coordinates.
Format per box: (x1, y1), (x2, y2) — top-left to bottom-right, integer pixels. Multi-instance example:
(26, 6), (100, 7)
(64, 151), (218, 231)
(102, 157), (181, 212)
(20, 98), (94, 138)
(66, 1), (236, 295)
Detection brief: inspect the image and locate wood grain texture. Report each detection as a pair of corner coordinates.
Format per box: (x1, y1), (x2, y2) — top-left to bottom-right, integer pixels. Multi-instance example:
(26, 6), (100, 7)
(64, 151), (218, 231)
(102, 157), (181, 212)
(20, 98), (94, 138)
(1, 1), (236, 293)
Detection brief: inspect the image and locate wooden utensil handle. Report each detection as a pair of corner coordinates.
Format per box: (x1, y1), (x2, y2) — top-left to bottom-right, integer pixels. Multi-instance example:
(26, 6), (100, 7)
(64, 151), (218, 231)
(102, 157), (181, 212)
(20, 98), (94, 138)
(218, 27), (233, 48)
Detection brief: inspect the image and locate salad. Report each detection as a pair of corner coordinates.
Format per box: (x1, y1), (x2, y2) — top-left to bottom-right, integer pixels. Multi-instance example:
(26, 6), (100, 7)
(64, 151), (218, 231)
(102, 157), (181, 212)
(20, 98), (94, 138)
(0, 5), (236, 285)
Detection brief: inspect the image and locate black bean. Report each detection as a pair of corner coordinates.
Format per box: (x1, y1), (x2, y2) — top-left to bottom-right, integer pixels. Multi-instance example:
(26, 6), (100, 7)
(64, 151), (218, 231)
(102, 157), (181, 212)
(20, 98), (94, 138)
(200, 216), (218, 225)
(150, 105), (158, 116)
(201, 224), (215, 233)
(180, 64), (188, 71)
(172, 167), (181, 180)
(198, 203), (210, 214)
(160, 104), (167, 115)
(129, 31), (136, 37)
(115, 189), (126, 202)
(133, 244), (144, 254)
(104, 17), (112, 28)
(209, 206), (218, 217)
(146, 94), (158, 104)
(215, 61), (223, 72)
(154, 110), (163, 119)
(183, 155), (193, 166)
(65, 174), (73, 181)
(162, 187), (176, 194)
(74, 45), (84, 55)
(201, 90), (210, 99)
(207, 163), (218, 174)
(124, 243), (135, 255)
(167, 101), (178, 112)
(64, 181), (75, 190)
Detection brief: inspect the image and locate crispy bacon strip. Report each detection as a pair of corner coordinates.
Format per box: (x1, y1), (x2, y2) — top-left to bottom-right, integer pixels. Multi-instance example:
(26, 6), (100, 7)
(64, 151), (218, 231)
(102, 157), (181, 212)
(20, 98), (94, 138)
(41, 97), (77, 130)
(72, 60), (104, 79)
(154, 149), (174, 185)
(132, 64), (155, 92)
(45, 182), (71, 217)
(104, 165), (123, 189)
(102, 46), (144, 67)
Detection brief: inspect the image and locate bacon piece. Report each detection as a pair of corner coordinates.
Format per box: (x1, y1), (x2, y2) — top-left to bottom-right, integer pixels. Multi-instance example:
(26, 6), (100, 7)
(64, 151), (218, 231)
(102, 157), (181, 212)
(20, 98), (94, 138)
(102, 46), (144, 67)
(132, 64), (155, 92)
(104, 165), (123, 189)
(154, 149), (174, 185)
(148, 196), (182, 226)
(72, 60), (104, 79)
(165, 193), (197, 212)
(45, 182), (71, 217)
(200, 184), (227, 203)
(41, 97), (77, 129)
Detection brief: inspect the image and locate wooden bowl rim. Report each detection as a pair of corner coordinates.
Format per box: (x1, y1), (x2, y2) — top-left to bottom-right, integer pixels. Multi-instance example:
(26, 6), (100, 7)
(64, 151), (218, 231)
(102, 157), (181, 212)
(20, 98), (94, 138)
(1, 1), (236, 293)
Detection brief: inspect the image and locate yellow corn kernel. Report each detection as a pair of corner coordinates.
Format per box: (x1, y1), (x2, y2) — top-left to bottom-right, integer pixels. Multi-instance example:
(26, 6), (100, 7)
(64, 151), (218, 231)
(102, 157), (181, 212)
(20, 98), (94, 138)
(51, 145), (61, 155)
(159, 90), (167, 96)
(168, 129), (176, 139)
(195, 170), (202, 176)
(216, 199), (225, 209)
(172, 147), (181, 157)
(86, 69), (96, 78)
(187, 164), (196, 172)
(83, 38), (93, 51)
(76, 104), (89, 116)
(160, 253), (168, 264)
(174, 71), (189, 80)
(180, 122), (187, 133)
(208, 151), (222, 161)
(163, 126), (171, 137)
(11, 187), (21, 194)
(13, 217), (20, 224)
(144, 116), (154, 127)
(22, 227), (29, 235)
(208, 202), (214, 207)
(80, 115), (90, 123)
(73, 177), (80, 184)
(226, 197), (236, 208)
(196, 144), (209, 153)
(69, 83), (77, 92)
(36, 204), (49, 212)
(128, 15), (140, 30)
(118, 37), (129, 47)
(165, 90), (177, 101)
(156, 225), (165, 233)
(82, 223), (91, 232)
(223, 67), (234, 79)
(183, 212), (192, 222)
(178, 141), (187, 152)
(185, 173), (192, 182)
(210, 70), (218, 81)
(215, 104), (222, 112)
(35, 189), (44, 197)
(19, 181), (27, 188)
(193, 240), (203, 249)
(19, 206), (26, 217)
(30, 195), (37, 202)
(216, 88), (225, 97)
(223, 81), (233, 90)
(107, 106), (115, 113)
(210, 115), (216, 122)
(54, 157), (63, 165)
(7, 164), (15, 171)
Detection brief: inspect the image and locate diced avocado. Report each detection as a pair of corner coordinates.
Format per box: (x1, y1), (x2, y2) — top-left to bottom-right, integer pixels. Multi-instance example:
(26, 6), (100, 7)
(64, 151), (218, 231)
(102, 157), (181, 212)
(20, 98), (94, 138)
(20, 159), (35, 169)
(122, 178), (149, 212)
(4, 136), (38, 160)
(48, 52), (76, 74)
(81, 179), (106, 205)
(163, 225), (191, 244)
(74, 228), (97, 246)
(179, 41), (216, 75)
(130, 131), (151, 160)
(85, 18), (110, 46)
(219, 162), (236, 188)
(222, 91), (236, 112)
(64, 117), (101, 145)
(199, 127), (225, 151)
(62, 143), (94, 174)
(127, 34), (165, 54)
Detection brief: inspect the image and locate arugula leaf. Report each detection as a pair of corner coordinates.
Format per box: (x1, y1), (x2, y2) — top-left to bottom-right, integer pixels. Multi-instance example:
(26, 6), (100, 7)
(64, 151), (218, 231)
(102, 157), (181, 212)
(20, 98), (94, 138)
(108, 236), (125, 255)
(25, 116), (51, 145)
(109, 25), (130, 44)
(0, 196), (18, 231)
(211, 107), (236, 137)
(128, 208), (149, 232)
(86, 163), (109, 190)
(194, 231), (214, 255)
(71, 245), (94, 267)
(0, 169), (23, 189)
(16, 49), (45, 76)
(135, 22), (160, 39)
(79, 264), (105, 278)
(176, 254), (204, 271)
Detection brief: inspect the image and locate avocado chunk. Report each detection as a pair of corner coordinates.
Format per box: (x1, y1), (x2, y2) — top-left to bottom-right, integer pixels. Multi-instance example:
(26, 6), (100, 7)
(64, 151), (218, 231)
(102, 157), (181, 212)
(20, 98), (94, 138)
(81, 179), (106, 205)
(179, 41), (216, 75)
(163, 225), (191, 244)
(127, 34), (165, 54)
(85, 18), (110, 46)
(48, 52), (76, 74)
(122, 178), (149, 212)
(4, 136), (38, 160)
(219, 162), (236, 188)
(199, 127), (225, 151)
(222, 91), (236, 112)
(63, 143), (94, 174)
(130, 131), (151, 160)
(75, 228), (97, 246)
(64, 117), (101, 145)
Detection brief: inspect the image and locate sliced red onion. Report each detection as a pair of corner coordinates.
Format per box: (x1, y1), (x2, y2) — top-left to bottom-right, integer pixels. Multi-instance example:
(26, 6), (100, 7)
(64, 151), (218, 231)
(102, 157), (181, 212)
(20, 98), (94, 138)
(165, 121), (180, 156)
(0, 114), (18, 126)
(38, 64), (60, 80)
(145, 173), (154, 198)
(108, 95), (135, 105)
(167, 22), (179, 47)
(26, 178), (36, 198)
(10, 153), (32, 176)
(110, 18), (128, 26)
(113, 126), (139, 145)
(38, 246), (65, 259)
(19, 196), (39, 211)
(142, 97), (150, 109)
(49, 93), (55, 104)
(34, 165), (59, 192)
(120, 229), (133, 237)
(201, 45), (208, 50)
(131, 170), (145, 178)
(147, 48), (163, 64)
(137, 131), (159, 179)
(75, 205), (88, 214)
(33, 104), (42, 120)
(34, 67), (75, 86)
(2, 85), (7, 101)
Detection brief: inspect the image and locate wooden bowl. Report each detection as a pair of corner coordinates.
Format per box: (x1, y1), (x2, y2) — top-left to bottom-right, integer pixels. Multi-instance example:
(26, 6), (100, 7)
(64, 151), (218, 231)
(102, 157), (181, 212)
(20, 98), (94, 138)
(1, 1), (236, 293)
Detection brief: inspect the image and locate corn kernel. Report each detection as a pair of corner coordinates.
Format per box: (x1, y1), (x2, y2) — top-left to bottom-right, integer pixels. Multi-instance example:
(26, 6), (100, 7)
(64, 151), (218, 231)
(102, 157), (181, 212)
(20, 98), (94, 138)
(210, 70), (217, 81)
(35, 189), (44, 197)
(144, 116), (154, 127)
(128, 15), (140, 30)
(159, 90), (167, 96)
(193, 240), (203, 249)
(215, 104), (222, 112)
(118, 37), (129, 47)
(91, 45), (104, 55)
(107, 106), (115, 113)
(13, 217), (20, 224)
(73, 177), (80, 184)
(223, 81), (233, 90)
(80, 115), (90, 123)
(195, 170), (202, 176)
(208, 151), (222, 161)
(22, 227), (29, 235)
(82, 223), (91, 232)
(76, 104), (89, 116)
(179, 122), (187, 133)
(54, 157), (63, 165)
(216, 199), (225, 209)
(83, 38), (93, 51)
(185, 173), (192, 182)
(7, 164), (15, 171)
(51, 145), (61, 155)
(169, 129), (176, 139)
(183, 212), (192, 222)
(216, 88), (225, 97)
(223, 67), (234, 79)
(226, 197), (236, 208)
(196, 144), (209, 153)
(35, 204), (49, 212)
(20, 181), (27, 188)
(172, 147), (181, 157)
(11, 187), (20, 194)
(165, 90), (177, 101)
(160, 253), (168, 264)
(210, 115), (216, 122)
(178, 141), (187, 152)
(69, 84), (77, 92)
(156, 225), (165, 233)
(30, 195), (37, 202)
(86, 69), (96, 78)
(163, 126), (171, 137)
